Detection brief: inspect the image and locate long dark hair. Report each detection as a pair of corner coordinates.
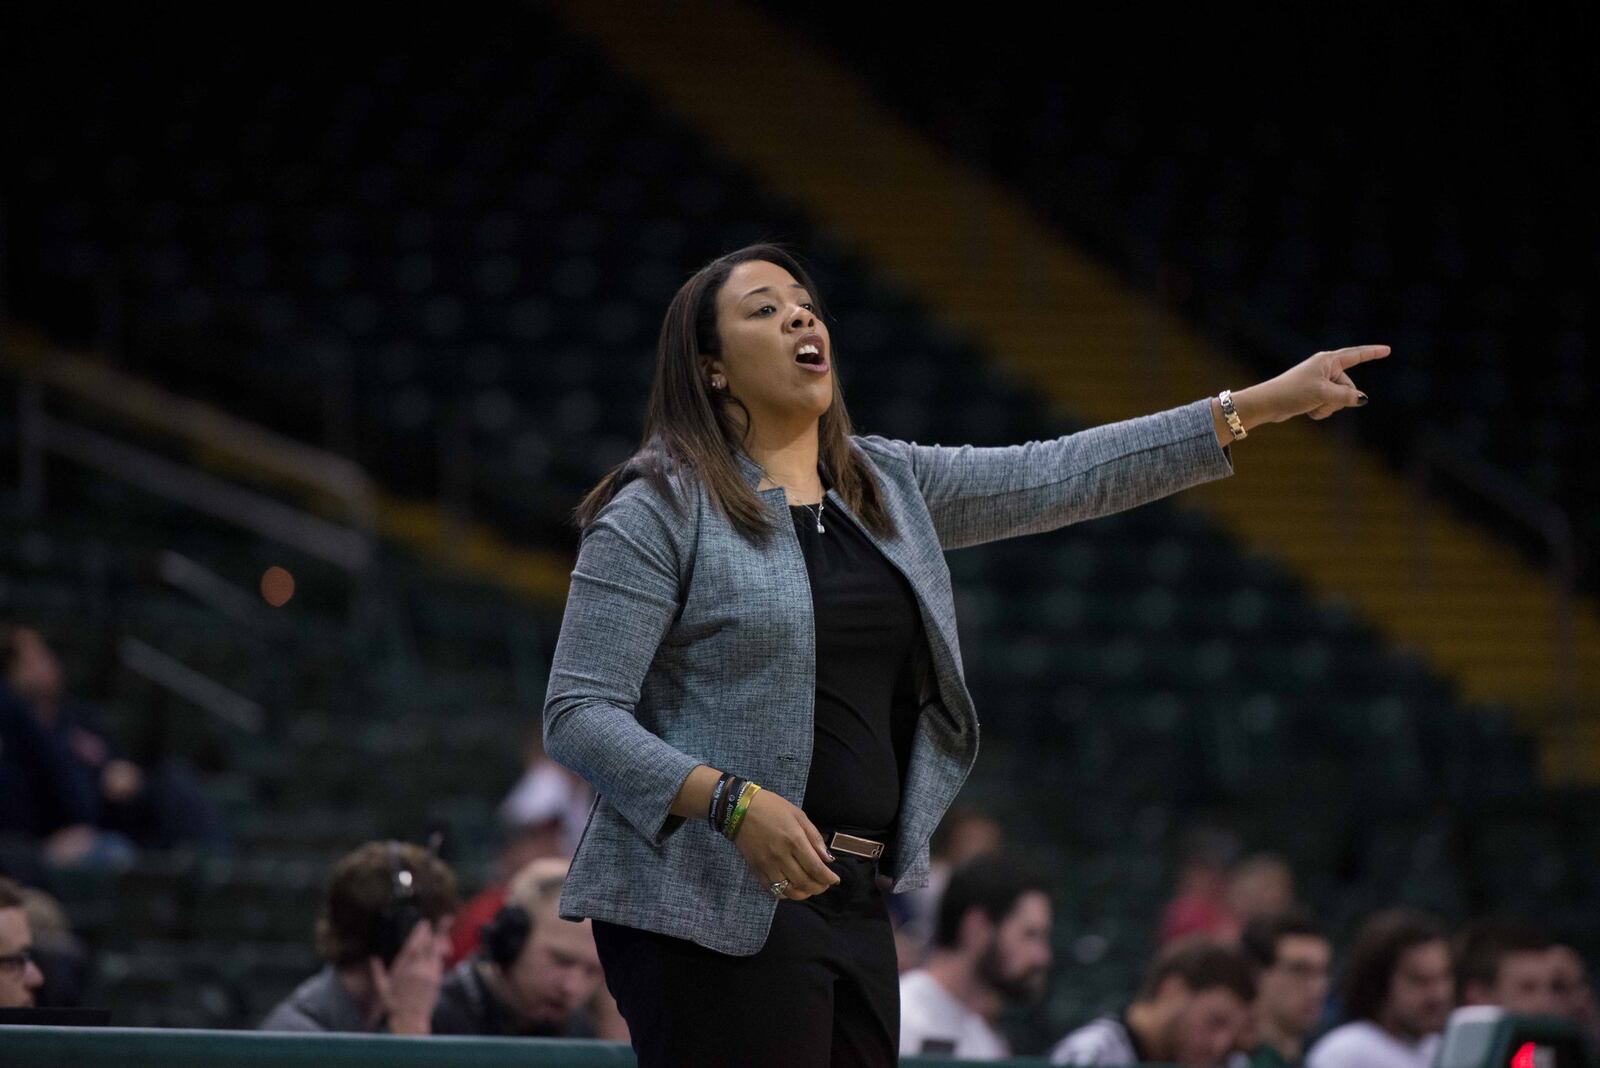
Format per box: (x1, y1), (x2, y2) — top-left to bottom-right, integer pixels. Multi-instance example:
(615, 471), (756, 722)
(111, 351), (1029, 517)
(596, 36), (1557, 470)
(572, 242), (896, 545)
(1342, 908), (1448, 1022)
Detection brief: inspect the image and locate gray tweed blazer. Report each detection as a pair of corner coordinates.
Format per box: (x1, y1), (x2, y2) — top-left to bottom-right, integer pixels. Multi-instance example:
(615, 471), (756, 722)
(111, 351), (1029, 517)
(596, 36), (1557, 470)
(543, 395), (1234, 956)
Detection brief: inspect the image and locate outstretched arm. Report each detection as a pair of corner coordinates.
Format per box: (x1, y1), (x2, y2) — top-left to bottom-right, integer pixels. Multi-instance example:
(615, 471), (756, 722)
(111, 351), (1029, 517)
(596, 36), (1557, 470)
(862, 345), (1389, 552)
(864, 396), (1232, 552)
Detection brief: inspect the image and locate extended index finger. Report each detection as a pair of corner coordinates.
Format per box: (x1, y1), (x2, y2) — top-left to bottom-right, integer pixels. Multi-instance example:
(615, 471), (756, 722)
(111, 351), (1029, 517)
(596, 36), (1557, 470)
(1332, 344), (1391, 369)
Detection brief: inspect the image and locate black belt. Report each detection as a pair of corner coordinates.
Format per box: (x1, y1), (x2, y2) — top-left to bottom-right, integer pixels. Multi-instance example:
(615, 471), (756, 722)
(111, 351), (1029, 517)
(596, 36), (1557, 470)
(822, 830), (886, 860)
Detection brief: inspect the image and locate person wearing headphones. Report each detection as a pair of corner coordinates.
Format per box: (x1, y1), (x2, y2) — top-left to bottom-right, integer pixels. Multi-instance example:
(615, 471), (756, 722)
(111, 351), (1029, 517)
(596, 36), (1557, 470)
(258, 840), (456, 1034)
(431, 857), (605, 1038)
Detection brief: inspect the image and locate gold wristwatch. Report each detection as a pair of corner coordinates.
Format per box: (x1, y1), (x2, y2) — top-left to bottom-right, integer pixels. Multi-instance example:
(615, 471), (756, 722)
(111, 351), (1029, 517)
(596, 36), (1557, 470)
(1218, 389), (1247, 440)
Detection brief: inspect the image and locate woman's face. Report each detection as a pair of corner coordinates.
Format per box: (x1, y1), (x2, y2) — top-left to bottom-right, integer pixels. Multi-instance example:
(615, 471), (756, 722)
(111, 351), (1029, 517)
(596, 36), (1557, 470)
(707, 259), (832, 436)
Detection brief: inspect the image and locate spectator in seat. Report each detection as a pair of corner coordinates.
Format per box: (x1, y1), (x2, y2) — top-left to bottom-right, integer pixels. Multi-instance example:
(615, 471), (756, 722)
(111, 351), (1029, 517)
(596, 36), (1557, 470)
(890, 805), (1004, 969)
(0, 876), (46, 1008)
(12, 882), (87, 1009)
(1159, 828), (1244, 946)
(259, 840), (456, 1034)
(1, 624), (224, 856)
(1234, 909), (1332, 1067)
(898, 854), (1050, 1060)
(1050, 937), (1257, 1066)
(432, 856), (607, 1038)
(1548, 945), (1600, 1042)
(1305, 908), (1452, 1068)
(1454, 917), (1559, 1015)
(1226, 855), (1296, 931)
(1, 665), (126, 869)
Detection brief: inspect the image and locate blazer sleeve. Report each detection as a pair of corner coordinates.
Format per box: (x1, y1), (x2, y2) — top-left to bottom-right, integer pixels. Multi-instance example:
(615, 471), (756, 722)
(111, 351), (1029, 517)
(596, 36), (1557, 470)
(541, 478), (704, 847)
(858, 396), (1234, 552)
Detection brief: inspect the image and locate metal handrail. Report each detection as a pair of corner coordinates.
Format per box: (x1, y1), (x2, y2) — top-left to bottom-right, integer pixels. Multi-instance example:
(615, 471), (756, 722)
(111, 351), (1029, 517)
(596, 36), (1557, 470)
(118, 636), (265, 735)
(7, 341), (380, 624)
(1409, 424), (1578, 712)
(15, 346), (376, 530)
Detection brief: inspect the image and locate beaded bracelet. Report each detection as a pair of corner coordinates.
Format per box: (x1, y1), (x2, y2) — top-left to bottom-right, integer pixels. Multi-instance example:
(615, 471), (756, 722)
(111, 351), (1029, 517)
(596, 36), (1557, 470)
(725, 783), (762, 841)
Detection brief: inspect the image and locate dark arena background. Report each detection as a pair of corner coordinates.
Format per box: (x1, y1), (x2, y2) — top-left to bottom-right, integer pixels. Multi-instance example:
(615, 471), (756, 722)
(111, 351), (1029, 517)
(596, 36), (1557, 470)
(1, 2), (1596, 1065)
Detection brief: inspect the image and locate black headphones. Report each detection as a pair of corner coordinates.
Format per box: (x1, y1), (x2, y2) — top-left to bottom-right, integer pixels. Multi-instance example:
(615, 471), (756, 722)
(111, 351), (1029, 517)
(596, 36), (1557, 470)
(372, 839), (426, 967)
(481, 902), (533, 967)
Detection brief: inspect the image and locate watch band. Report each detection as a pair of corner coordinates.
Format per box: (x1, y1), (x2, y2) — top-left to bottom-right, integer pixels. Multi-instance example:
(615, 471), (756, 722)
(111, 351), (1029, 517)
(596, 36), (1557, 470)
(1218, 389), (1247, 440)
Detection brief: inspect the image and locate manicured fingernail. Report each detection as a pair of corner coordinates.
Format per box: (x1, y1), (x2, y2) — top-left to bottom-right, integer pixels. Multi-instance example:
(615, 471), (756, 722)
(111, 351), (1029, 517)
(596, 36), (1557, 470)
(1356, 392), (1368, 405)
(826, 852), (836, 861)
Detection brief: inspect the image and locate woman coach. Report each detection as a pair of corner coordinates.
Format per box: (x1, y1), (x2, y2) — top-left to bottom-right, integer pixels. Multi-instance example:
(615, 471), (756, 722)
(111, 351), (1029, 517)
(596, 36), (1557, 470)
(542, 242), (1387, 1065)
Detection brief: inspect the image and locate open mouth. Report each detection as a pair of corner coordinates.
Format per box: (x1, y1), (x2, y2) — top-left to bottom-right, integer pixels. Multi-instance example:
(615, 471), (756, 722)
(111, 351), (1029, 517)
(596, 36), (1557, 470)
(795, 342), (829, 372)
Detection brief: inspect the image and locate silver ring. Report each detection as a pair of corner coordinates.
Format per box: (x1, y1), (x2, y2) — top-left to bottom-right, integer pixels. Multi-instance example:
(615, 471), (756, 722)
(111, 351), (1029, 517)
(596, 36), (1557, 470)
(769, 878), (790, 898)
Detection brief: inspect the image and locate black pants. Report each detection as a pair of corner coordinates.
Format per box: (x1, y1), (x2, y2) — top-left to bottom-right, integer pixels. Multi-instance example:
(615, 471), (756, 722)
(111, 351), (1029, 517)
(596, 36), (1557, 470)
(591, 852), (899, 1067)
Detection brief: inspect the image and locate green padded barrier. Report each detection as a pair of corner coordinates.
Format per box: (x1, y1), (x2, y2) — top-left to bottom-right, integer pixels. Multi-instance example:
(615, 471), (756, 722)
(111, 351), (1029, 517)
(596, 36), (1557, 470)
(0, 1027), (635, 1067)
(0, 1026), (1070, 1066)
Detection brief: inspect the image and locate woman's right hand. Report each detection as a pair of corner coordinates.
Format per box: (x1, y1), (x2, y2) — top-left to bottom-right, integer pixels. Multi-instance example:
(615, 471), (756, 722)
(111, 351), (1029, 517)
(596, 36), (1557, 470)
(731, 788), (841, 900)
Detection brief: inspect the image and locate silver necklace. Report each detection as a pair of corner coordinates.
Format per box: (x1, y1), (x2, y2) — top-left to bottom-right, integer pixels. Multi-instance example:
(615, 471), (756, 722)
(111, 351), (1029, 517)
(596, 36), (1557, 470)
(759, 466), (827, 533)
(798, 498), (826, 534)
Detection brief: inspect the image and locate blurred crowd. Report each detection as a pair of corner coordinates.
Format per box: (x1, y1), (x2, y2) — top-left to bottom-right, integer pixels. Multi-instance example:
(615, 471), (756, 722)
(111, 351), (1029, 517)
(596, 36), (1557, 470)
(2, 627), (1596, 1062)
(892, 820), (1600, 1066)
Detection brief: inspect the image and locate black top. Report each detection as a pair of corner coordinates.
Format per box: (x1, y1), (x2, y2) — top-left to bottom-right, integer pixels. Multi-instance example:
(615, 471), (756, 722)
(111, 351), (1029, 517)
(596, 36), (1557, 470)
(788, 484), (923, 839)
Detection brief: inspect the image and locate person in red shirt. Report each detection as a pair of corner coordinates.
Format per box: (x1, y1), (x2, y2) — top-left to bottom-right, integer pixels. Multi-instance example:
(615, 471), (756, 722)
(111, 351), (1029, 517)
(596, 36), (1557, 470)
(448, 752), (591, 967)
(1160, 829), (1243, 946)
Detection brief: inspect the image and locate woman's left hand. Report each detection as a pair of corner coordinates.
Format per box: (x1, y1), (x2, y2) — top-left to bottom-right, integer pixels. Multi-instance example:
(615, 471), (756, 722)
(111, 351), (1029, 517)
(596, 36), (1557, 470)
(1237, 344), (1391, 426)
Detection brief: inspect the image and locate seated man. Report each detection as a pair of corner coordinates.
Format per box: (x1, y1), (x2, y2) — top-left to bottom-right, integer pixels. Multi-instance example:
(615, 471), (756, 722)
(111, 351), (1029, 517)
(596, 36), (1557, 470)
(898, 854), (1052, 1060)
(1549, 945), (1600, 1044)
(0, 876), (47, 1009)
(1050, 937), (1256, 1067)
(1235, 909), (1332, 1067)
(432, 856), (605, 1037)
(1306, 908), (1452, 1068)
(891, 806), (1005, 964)
(259, 840), (457, 1033)
(1454, 917), (1559, 1016)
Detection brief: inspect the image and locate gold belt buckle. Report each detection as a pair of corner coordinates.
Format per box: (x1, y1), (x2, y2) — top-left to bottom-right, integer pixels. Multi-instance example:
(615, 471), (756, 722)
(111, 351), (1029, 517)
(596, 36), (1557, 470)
(828, 832), (884, 859)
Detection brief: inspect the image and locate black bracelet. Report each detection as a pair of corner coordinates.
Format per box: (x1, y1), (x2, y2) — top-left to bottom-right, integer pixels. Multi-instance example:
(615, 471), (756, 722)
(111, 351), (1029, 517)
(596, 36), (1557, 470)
(707, 772), (734, 831)
(710, 775), (732, 832)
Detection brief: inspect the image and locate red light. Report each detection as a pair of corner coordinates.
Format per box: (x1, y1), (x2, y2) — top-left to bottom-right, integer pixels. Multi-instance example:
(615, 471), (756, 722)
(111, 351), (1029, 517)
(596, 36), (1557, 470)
(260, 566), (295, 607)
(1510, 1042), (1536, 1068)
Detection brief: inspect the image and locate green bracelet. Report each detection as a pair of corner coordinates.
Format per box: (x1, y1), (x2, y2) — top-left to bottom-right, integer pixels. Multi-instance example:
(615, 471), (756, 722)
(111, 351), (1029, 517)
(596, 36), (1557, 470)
(719, 781), (749, 838)
(724, 783), (762, 840)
